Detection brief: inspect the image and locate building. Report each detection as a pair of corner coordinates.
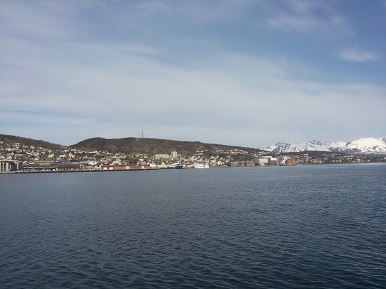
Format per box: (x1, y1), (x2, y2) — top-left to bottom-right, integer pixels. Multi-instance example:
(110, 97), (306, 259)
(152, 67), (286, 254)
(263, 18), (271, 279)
(0, 160), (20, 173)
(285, 157), (296, 166)
(20, 162), (80, 172)
(254, 156), (278, 166)
(101, 164), (151, 171)
(154, 154), (170, 160)
(170, 151), (178, 159)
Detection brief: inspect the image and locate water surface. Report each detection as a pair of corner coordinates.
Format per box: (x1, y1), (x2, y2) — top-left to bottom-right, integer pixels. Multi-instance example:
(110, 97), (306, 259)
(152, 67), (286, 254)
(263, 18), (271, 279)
(1, 164), (386, 288)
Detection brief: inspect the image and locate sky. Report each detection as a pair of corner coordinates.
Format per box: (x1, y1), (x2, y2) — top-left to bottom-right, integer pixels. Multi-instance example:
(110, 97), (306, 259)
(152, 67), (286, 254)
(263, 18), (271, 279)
(1, 0), (386, 148)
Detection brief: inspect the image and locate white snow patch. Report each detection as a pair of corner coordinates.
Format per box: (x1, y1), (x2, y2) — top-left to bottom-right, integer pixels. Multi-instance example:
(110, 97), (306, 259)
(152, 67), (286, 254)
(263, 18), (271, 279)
(266, 137), (386, 155)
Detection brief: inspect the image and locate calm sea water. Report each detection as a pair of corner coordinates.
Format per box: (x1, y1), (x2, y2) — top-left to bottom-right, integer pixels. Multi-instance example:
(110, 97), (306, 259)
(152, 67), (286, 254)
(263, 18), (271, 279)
(1, 164), (386, 288)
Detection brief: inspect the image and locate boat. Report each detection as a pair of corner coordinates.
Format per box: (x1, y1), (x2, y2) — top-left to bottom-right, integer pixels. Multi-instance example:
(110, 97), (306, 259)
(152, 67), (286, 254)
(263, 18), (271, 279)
(157, 163), (183, 169)
(193, 162), (209, 169)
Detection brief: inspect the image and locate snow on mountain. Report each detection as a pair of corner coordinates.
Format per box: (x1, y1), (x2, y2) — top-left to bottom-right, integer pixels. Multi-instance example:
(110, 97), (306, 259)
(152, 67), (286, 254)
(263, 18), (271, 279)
(344, 137), (386, 154)
(266, 141), (299, 153)
(266, 137), (386, 155)
(267, 140), (347, 153)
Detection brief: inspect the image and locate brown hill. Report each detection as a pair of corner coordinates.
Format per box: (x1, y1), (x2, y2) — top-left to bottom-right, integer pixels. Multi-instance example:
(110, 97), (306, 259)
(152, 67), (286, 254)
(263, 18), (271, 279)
(1, 134), (264, 157)
(0, 134), (63, 150)
(71, 137), (263, 156)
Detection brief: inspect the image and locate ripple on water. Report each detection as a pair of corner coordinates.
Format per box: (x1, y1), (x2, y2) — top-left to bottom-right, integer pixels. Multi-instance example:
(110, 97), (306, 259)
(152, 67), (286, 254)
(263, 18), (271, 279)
(1, 165), (386, 288)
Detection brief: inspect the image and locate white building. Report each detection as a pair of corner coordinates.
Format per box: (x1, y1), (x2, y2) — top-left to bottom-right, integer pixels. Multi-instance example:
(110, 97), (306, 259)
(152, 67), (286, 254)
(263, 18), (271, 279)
(0, 160), (20, 173)
(254, 156), (278, 166)
(154, 154), (170, 160)
(170, 151), (178, 159)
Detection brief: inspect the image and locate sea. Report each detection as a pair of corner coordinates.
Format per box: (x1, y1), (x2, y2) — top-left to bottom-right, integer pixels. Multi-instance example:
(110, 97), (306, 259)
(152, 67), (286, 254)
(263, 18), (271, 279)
(1, 163), (386, 288)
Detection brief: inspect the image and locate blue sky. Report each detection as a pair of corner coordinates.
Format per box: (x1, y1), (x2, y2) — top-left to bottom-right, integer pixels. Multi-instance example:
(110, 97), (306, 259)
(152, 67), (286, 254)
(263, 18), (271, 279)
(1, 0), (385, 147)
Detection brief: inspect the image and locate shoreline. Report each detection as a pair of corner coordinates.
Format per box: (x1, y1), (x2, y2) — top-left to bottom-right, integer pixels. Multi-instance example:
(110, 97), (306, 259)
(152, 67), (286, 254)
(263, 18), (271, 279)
(2, 161), (385, 175)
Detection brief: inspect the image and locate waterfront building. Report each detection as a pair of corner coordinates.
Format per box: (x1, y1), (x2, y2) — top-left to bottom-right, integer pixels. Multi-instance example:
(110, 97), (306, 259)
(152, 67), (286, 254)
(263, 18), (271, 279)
(0, 160), (20, 173)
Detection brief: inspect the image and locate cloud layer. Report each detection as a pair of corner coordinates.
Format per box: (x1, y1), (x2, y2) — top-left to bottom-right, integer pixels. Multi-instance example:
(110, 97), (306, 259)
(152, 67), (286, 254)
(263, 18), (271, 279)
(1, 0), (385, 147)
(339, 49), (378, 62)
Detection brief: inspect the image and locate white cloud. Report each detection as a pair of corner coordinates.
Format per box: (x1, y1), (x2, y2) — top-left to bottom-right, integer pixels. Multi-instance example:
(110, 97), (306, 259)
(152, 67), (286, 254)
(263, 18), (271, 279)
(268, 15), (317, 32)
(88, 0), (257, 31)
(267, 0), (349, 35)
(0, 1), (85, 41)
(1, 0), (385, 147)
(339, 49), (378, 62)
(2, 38), (386, 146)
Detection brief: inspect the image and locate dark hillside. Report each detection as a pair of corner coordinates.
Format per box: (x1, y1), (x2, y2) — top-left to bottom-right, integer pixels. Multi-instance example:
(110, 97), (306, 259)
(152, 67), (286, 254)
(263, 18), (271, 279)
(71, 137), (264, 156)
(0, 134), (63, 150)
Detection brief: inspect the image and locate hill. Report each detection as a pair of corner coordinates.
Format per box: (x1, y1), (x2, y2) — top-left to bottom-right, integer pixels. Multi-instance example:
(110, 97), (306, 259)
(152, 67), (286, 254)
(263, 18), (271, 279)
(0, 134), (63, 150)
(71, 137), (264, 156)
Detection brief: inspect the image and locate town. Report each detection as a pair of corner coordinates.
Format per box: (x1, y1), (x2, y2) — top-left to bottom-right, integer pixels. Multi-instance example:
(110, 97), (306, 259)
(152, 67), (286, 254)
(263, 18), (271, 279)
(1, 138), (385, 174)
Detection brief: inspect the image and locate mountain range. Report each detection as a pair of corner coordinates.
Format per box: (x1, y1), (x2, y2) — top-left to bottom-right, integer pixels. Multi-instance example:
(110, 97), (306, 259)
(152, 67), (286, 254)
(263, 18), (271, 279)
(0, 134), (263, 156)
(266, 137), (386, 155)
(2, 133), (386, 156)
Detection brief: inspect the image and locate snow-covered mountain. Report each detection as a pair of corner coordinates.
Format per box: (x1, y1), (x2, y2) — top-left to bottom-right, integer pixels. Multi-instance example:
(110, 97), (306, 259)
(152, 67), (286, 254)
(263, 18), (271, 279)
(344, 137), (386, 155)
(266, 137), (386, 155)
